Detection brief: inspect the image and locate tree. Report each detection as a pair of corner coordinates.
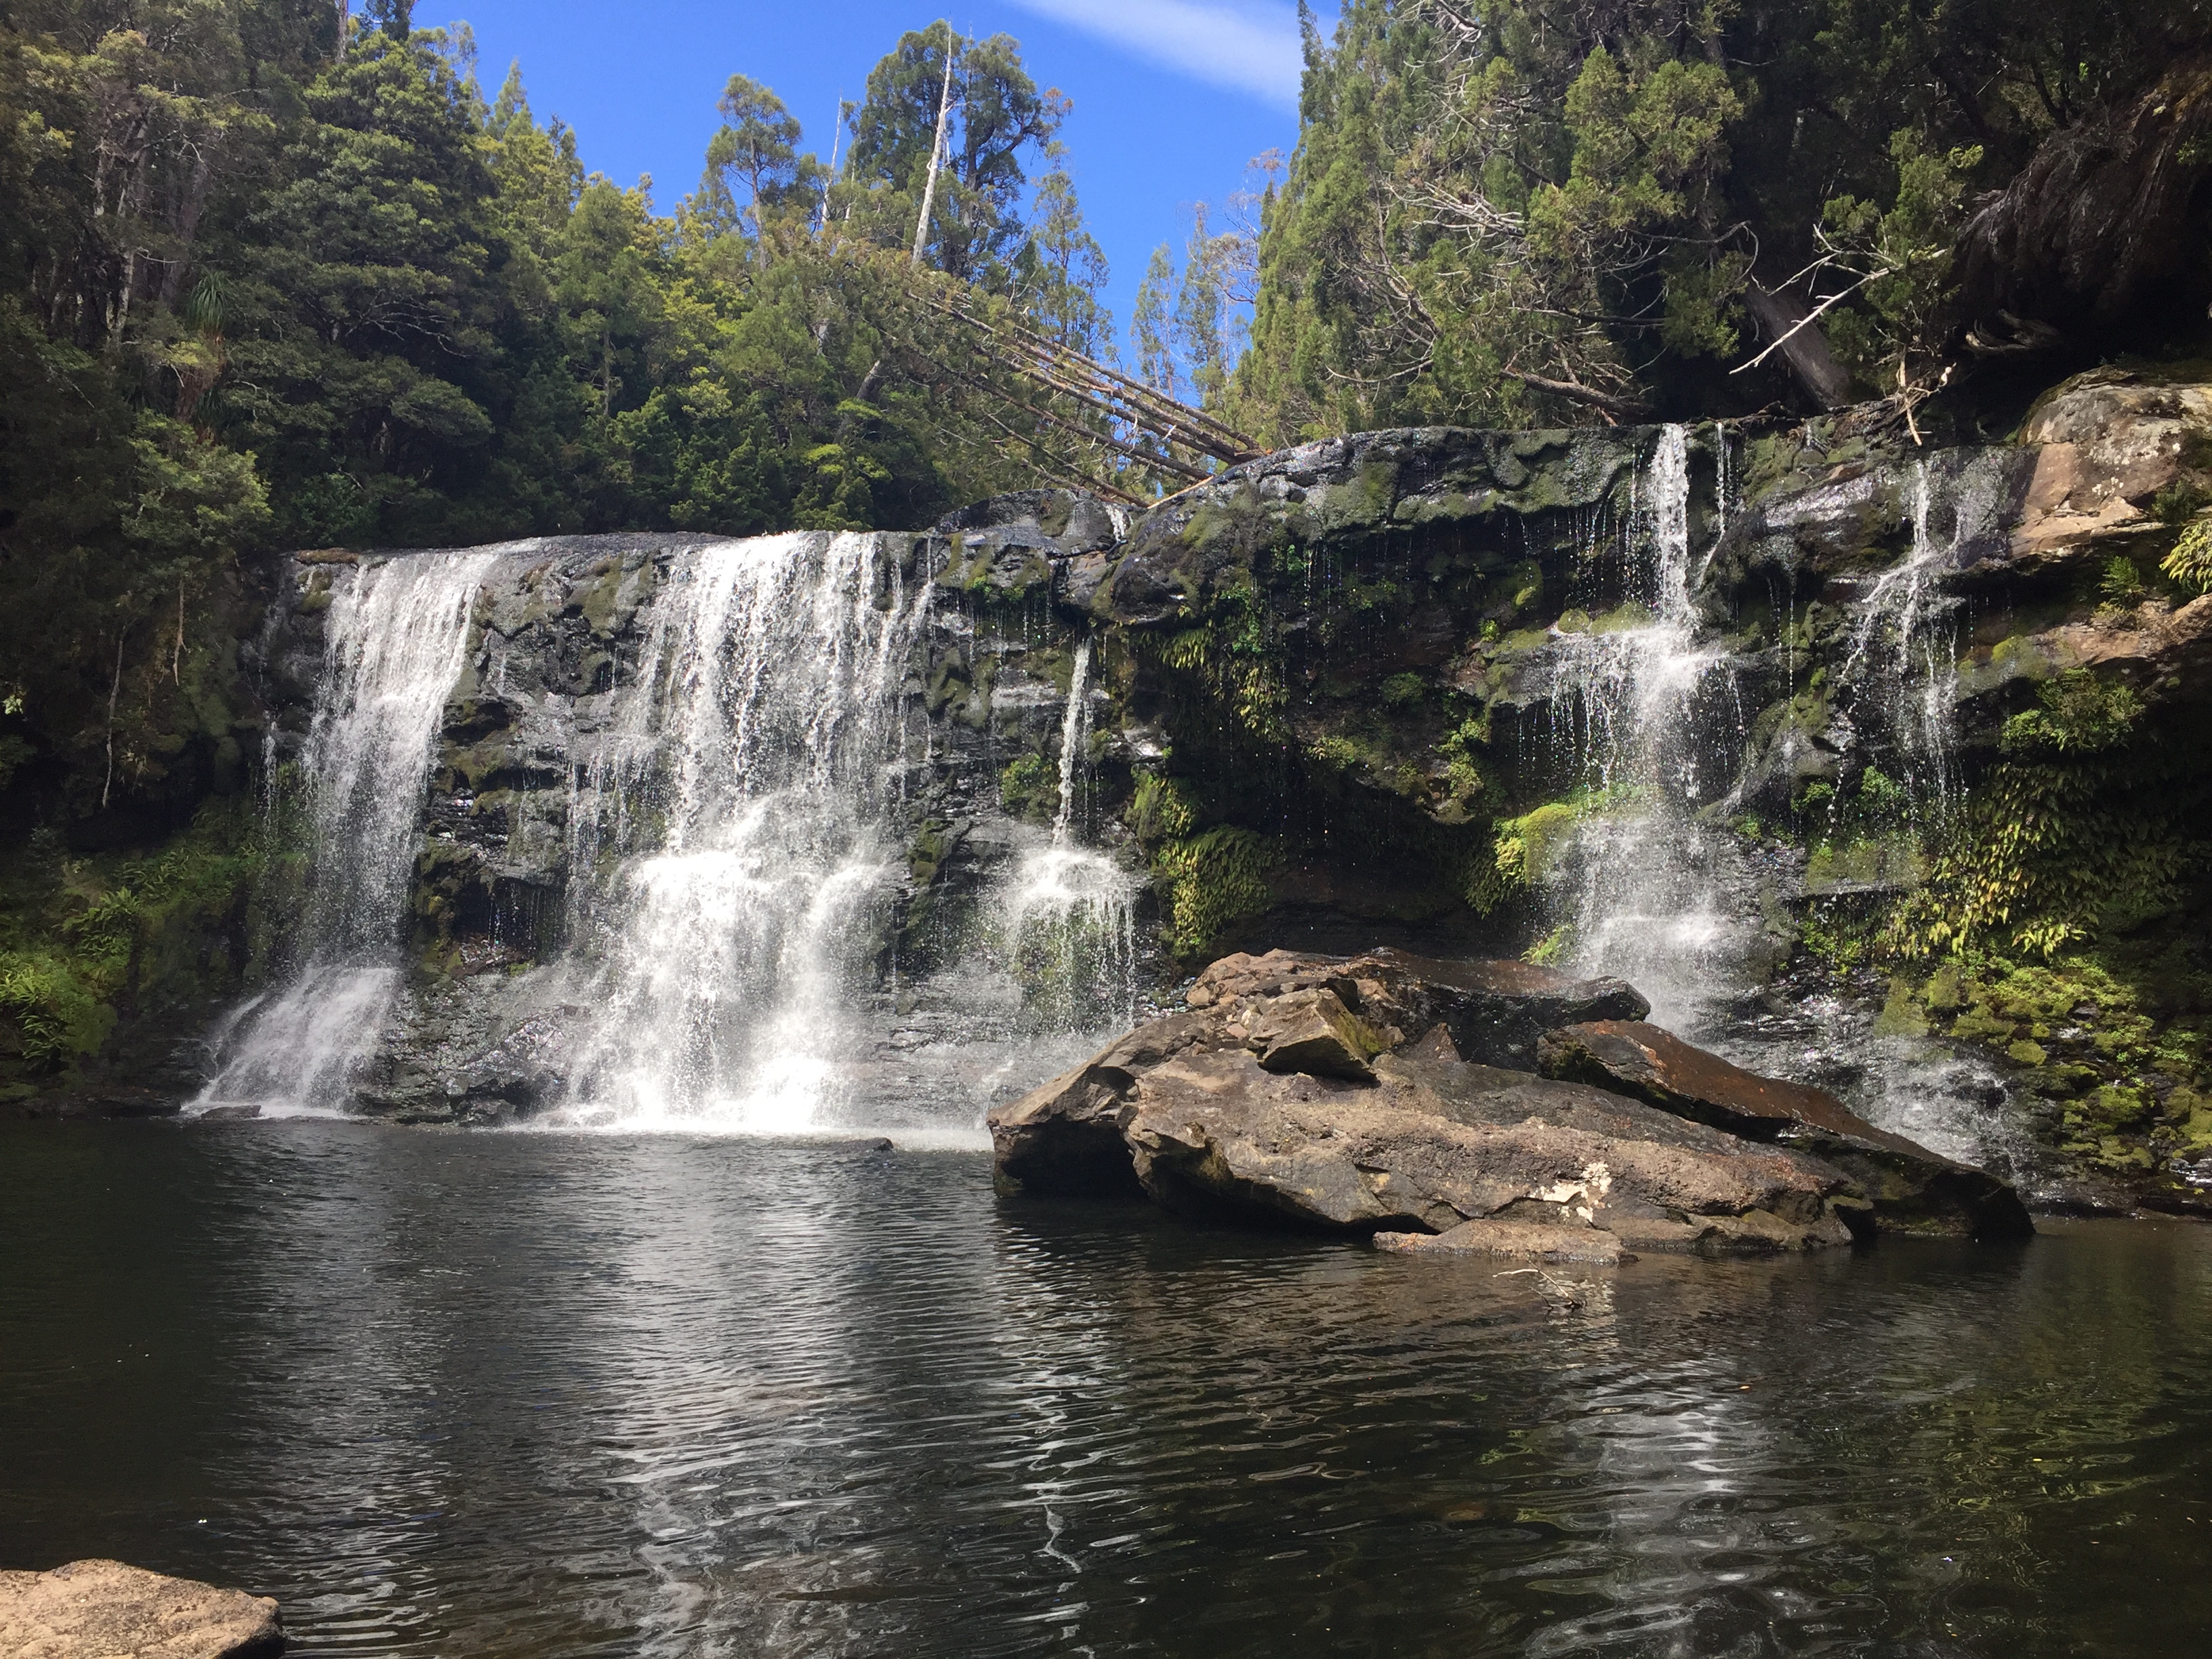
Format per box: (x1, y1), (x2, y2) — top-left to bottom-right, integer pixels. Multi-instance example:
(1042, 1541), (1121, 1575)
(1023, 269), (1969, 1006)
(1131, 245), (1176, 396)
(1233, 0), (2212, 440)
(1015, 137), (1111, 355)
(363, 0), (412, 40)
(696, 73), (819, 242)
(1174, 203), (1240, 409)
(224, 24), (505, 544)
(841, 22), (1059, 286)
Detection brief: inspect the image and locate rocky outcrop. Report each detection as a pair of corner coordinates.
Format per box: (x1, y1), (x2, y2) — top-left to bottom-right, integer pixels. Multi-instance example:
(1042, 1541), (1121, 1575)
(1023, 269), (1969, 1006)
(0, 1559), (282, 1658)
(1950, 54), (2212, 350)
(993, 948), (2029, 1256)
(2009, 372), (2212, 565)
(936, 488), (1130, 611)
(1536, 1021), (2034, 1240)
(1181, 947), (1650, 1069)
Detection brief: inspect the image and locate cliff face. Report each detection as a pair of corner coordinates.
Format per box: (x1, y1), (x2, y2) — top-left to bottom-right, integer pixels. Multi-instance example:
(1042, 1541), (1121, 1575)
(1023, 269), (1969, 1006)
(5, 367), (2211, 1208)
(1069, 371), (2212, 1208)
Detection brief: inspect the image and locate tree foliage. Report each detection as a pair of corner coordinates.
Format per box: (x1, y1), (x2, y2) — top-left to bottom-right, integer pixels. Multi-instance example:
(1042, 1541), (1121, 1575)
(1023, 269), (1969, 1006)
(1234, 0), (2212, 442)
(0, 1), (1161, 834)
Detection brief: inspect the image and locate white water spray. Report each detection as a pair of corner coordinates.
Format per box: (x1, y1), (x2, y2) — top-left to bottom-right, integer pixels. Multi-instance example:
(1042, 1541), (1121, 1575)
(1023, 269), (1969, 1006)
(197, 551), (497, 1111)
(1835, 459), (1966, 810)
(1537, 426), (1750, 1031)
(997, 636), (1140, 1033)
(556, 533), (931, 1131)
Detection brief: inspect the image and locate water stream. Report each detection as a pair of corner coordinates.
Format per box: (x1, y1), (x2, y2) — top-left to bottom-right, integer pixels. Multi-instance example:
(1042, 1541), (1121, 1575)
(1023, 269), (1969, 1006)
(554, 533), (932, 1130)
(192, 533), (1142, 1134)
(196, 551), (498, 1112)
(996, 637), (1141, 1034)
(1532, 436), (2031, 1174)
(1538, 425), (1754, 1034)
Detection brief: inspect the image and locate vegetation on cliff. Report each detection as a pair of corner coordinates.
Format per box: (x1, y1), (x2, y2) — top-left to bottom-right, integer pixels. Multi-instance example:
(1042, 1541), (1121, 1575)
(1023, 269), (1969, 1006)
(1231, 0), (2212, 440)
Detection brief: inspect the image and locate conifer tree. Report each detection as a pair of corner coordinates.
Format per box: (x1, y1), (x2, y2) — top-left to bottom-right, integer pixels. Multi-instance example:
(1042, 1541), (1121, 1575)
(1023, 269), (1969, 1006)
(1017, 137), (1112, 355)
(1130, 245), (1176, 396)
(842, 23), (1059, 286)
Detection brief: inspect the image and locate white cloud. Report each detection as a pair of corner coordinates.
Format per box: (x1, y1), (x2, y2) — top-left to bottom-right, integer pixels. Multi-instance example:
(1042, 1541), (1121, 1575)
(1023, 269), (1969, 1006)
(1006, 0), (1306, 107)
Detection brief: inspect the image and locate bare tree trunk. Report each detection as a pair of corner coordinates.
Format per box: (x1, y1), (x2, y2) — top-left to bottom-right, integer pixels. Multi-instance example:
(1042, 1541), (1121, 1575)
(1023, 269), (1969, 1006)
(1743, 282), (1853, 409)
(910, 30), (956, 267)
(101, 627), (127, 811)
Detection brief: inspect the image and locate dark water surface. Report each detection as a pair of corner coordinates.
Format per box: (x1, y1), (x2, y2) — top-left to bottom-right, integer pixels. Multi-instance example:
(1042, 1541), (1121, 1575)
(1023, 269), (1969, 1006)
(3, 1120), (2210, 1658)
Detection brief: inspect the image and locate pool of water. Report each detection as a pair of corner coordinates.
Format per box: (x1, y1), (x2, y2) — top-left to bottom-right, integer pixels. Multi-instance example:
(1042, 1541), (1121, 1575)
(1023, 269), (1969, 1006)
(3, 1118), (2209, 1658)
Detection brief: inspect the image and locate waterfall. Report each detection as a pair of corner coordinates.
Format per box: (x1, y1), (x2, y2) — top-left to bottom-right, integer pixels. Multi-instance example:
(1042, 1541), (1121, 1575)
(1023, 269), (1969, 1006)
(197, 551), (497, 1111)
(1834, 460), (1966, 811)
(1050, 638), (1092, 841)
(555, 533), (931, 1130)
(996, 636), (1140, 1034)
(1538, 426), (1751, 1032)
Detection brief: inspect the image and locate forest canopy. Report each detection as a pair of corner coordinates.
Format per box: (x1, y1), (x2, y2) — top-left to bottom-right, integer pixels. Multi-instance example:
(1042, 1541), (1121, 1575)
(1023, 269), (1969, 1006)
(0, 1), (1187, 808)
(1229, 0), (2212, 441)
(5, 0), (2211, 820)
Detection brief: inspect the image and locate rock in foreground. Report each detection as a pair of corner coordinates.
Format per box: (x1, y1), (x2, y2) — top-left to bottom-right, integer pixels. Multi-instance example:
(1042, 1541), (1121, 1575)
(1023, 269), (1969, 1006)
(993, 948), (2030, 1256)
(1537, 1021), (2035, 1240)
(0, 1559), (282, 1658)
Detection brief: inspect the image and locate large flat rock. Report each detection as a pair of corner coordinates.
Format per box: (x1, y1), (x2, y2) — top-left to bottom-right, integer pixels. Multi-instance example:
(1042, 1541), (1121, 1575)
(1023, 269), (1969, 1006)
(0, 1559), (283, 1658)
(1536, 1020), (2033, 1240)
(994, 949), (1869, 1255)
(996, 945), (2032, 1257)
(1183, 947), (1650, 1068)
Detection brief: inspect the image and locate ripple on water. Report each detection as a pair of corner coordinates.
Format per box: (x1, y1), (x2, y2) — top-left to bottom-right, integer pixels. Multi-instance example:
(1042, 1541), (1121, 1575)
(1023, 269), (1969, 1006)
(2, 1119), (2210, 1658)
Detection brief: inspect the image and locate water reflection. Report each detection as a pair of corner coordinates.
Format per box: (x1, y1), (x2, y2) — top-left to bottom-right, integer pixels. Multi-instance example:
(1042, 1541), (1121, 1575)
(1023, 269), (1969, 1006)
(1, 1122), (2208, 1658)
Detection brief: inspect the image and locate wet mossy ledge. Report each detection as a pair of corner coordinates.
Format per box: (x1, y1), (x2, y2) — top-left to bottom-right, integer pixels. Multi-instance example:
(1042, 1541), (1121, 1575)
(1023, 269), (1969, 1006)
(3, 369), (2212, 1212)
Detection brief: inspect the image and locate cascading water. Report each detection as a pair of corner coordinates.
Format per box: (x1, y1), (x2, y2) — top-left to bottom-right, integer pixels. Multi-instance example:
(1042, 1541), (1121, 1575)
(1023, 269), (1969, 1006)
(554, 533), (931, 1130)
(197, 551), (498, 1111)
(1538, 425), (1756, 1031)
(1535, 437), (2026, 1175)
(1832, 459), (1967, 812)
(996, 638), (1140, 1033)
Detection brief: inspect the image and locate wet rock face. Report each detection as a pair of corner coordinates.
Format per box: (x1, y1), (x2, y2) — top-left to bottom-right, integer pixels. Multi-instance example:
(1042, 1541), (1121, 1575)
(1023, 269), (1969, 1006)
(0, 1558), (283, 1658)
(1084, 424), (1714, 880)
(1537, 1021), (2034, 1240)
(935, 489), (1130, 611)
(989, 948), (1984, 1256)
(1097, 427), (1653, 636)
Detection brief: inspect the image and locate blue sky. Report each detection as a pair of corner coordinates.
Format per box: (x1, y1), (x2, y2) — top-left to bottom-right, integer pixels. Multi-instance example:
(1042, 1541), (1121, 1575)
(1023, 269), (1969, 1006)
(429, 1), (1320, 349)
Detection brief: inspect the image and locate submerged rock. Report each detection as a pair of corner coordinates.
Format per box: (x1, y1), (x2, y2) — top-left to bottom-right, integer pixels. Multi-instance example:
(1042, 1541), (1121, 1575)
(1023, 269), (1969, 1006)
(1373, 1217), (1630, 1265)
(0, 1559), (282, 1658)
(989, 947), (1957, 1256)
(1536, 1020), (2034, 1241)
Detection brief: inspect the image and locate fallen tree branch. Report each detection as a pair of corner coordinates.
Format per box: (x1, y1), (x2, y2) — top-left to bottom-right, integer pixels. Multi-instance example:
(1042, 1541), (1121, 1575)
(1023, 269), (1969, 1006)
(1500, 366), (1646, 420)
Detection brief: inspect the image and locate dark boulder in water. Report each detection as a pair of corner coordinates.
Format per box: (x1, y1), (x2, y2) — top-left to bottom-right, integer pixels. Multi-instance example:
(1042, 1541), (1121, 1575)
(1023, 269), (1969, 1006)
(1537, 1020), (2034, 1242)
(991, 947), (1943, 1255)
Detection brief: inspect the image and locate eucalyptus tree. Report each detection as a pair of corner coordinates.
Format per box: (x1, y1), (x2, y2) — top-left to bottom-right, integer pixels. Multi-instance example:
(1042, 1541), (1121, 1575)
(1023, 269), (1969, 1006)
(1013, 138), (1112, 355)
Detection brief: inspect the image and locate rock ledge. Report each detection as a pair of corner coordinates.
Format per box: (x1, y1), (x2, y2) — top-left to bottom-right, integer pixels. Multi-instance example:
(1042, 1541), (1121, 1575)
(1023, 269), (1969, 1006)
(0, 1559), (283, 1658)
